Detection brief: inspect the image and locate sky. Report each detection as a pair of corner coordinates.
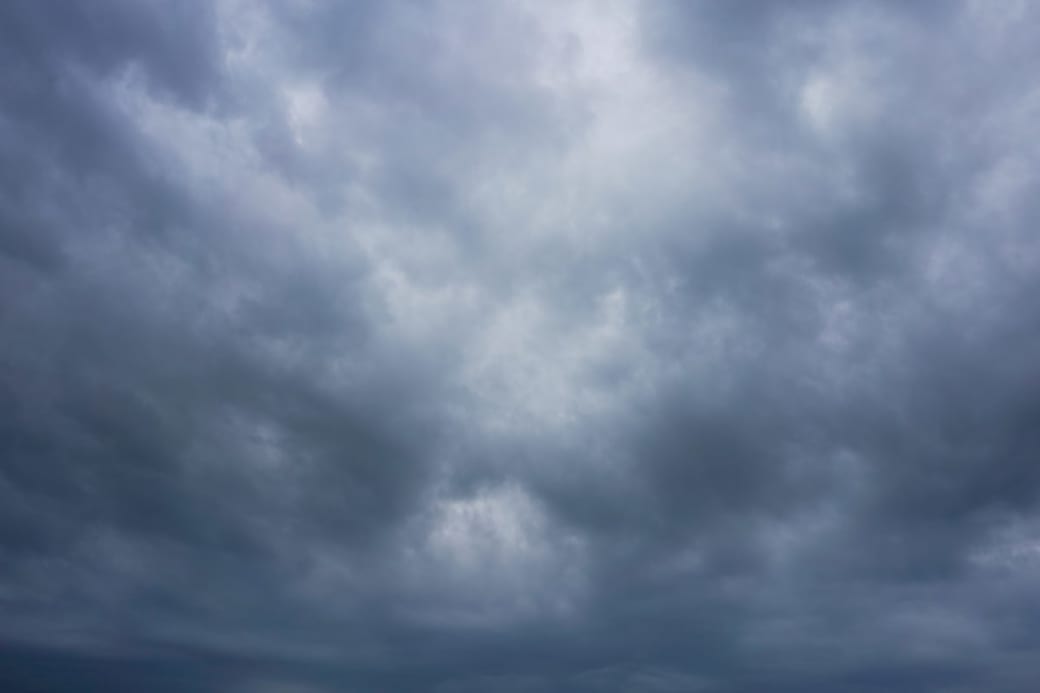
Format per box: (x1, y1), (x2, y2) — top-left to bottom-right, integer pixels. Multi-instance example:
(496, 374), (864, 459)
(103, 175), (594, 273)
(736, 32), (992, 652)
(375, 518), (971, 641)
(2, 1), (1040, 691)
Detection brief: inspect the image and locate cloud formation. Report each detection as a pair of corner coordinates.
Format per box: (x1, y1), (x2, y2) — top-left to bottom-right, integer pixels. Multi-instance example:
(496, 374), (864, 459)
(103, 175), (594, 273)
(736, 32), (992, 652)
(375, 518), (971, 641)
(2, 1), (1040, 691)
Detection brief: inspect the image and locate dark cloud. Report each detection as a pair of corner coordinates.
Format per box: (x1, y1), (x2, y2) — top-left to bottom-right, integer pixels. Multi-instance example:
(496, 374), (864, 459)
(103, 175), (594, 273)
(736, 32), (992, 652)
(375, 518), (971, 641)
(2, 0), (1040, 691)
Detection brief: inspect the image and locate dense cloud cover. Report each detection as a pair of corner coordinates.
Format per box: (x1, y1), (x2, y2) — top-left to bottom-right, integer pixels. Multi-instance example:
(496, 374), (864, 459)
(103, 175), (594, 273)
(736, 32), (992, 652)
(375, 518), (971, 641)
(2, 1), (1040, 690)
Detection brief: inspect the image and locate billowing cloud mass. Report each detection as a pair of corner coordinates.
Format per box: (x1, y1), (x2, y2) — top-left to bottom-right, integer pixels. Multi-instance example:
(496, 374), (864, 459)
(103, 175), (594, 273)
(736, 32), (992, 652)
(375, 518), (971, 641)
(2, 1), (1040, 691)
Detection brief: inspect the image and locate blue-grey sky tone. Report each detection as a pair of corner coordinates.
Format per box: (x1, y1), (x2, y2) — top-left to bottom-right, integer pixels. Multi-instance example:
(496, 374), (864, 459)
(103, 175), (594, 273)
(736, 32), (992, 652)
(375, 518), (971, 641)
(2, 1), (1040, 691)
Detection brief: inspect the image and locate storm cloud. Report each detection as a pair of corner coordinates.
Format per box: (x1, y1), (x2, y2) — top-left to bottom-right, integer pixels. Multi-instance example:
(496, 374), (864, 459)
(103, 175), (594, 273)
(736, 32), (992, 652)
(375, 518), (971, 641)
(2, 1), (1040, 691)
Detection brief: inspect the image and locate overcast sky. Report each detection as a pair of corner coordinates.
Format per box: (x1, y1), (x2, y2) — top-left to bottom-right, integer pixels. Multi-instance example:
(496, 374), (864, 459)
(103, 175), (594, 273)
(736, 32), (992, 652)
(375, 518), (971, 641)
(2, 1), (1040, 691)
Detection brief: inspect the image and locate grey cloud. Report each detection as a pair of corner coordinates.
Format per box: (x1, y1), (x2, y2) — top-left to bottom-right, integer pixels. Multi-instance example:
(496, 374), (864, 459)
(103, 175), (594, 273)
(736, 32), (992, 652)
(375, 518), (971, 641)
(3, 1), (1040, 691)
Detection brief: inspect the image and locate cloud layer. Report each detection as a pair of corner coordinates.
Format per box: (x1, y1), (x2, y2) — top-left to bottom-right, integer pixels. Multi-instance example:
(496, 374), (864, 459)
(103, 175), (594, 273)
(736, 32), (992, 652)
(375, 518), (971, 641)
(2, 1), (1040, 691)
